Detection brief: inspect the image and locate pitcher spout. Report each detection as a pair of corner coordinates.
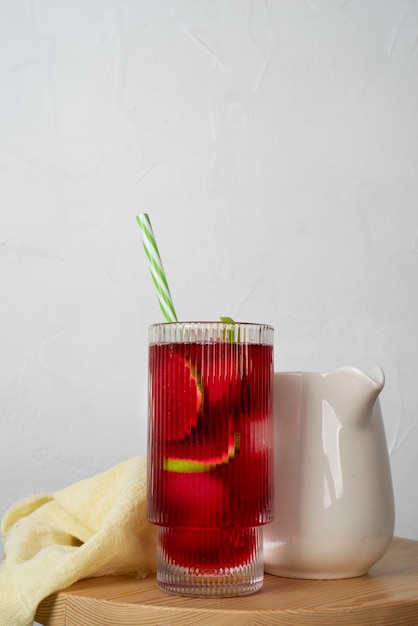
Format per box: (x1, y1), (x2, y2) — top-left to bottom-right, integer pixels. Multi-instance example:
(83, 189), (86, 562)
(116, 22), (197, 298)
(326, 366), (385, 424)
(368, 366), (385, 394)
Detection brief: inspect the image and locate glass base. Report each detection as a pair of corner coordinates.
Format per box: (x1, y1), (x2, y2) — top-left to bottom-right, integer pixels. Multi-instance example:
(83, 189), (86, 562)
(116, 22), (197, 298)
(156, 526), (264, 597)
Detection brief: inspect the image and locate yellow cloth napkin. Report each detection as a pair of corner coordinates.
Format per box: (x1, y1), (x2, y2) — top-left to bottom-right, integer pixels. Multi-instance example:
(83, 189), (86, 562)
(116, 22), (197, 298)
(0, 456), (157, 626)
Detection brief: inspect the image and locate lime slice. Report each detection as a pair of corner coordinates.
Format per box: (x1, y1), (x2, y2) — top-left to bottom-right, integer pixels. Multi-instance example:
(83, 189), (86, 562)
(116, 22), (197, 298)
(164, 432), (239, 473)
(163, 458), (216, 473)
(154, 353), (203, 441)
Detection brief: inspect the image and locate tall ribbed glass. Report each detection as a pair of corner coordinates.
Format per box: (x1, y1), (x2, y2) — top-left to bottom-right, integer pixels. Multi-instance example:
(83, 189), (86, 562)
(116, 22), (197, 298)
(147, 322), (274, 597)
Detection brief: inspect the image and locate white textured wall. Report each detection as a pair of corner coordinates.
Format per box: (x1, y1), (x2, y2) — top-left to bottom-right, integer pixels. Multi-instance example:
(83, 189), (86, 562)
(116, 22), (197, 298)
(1, 0), (418, 560)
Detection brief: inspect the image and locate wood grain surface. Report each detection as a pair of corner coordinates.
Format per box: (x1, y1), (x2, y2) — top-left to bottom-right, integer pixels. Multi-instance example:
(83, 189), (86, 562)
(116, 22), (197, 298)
(35, 537), (418, 625)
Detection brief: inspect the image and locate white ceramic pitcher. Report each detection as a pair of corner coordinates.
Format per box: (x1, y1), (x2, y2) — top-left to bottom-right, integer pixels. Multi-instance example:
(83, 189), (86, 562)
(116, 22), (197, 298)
(263, 367), (395, 579)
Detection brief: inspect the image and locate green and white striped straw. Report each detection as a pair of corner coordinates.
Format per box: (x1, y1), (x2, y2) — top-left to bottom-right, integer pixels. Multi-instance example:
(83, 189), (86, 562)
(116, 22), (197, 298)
(136, 213), (178, 323)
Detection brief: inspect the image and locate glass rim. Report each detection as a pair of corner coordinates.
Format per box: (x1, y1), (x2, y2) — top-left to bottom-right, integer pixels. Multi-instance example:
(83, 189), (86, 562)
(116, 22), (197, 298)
(149, 321), (274, 345)
(149, 321), (274, 331)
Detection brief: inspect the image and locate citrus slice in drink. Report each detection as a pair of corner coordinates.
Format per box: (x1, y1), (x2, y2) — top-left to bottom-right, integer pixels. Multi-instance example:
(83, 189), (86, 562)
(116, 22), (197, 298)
(152, 352), (203, 441)
(164, 431), (238, 472)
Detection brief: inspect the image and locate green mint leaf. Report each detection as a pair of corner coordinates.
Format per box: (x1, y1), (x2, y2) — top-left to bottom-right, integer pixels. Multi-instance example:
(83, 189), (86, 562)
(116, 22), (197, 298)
(219, 316), (235, 324)
(219, 316), (240, 342)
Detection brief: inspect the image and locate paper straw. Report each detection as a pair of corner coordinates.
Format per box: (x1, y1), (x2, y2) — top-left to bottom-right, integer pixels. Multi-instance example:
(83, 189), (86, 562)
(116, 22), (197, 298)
(136, 213), (178, 322)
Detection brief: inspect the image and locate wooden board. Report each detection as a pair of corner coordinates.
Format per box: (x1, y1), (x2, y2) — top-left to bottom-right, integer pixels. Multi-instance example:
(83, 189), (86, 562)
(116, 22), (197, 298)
(35, 537), (418, 625)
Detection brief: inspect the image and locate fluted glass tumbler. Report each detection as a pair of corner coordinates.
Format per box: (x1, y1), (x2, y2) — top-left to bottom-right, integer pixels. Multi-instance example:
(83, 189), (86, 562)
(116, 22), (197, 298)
(147, 321), (274, 597)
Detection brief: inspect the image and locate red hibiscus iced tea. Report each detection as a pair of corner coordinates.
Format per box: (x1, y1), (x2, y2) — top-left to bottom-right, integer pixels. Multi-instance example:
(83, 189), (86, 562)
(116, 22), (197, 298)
(147, 322), (274, 597)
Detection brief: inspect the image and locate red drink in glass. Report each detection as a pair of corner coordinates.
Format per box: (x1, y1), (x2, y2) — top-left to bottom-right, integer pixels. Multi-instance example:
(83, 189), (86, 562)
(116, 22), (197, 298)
(147, 322), (274, 597)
